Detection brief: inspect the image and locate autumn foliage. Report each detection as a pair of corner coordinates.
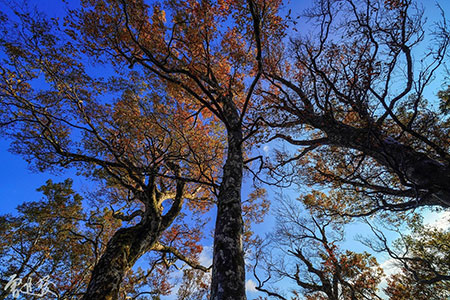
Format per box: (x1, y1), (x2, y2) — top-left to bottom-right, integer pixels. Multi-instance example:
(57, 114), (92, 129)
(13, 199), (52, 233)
(0, 0), (449, 299)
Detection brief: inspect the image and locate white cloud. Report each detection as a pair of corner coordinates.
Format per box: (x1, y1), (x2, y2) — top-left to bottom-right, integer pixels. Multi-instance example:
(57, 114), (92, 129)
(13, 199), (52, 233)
(380, 257), (400, 278)
(263, 145), (270, 154)
(245, 279), (257, 292)
(199, 246), (213, 267)
(376, 257), (401, 298)
(425, 211), (450, 230)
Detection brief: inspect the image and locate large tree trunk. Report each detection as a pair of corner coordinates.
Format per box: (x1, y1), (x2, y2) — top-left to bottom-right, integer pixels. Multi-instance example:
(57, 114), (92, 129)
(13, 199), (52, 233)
(82, 216), (162, 300)
(211, 100), (246, 300)
(315, 118), (450, 208)
(368, 137), (450, 207)
(373, 138), (450, 208)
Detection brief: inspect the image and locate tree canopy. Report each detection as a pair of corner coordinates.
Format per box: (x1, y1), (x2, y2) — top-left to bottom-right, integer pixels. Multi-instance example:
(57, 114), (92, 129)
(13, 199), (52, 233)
(0, 0), (449, 299)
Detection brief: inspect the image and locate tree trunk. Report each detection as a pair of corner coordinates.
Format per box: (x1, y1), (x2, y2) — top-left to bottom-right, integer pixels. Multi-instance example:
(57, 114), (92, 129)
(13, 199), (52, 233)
(82, 216), (162, 300)
(316, 118), (450, 208)
(211, 100), (246, 300)
(373, 138), (450, 207)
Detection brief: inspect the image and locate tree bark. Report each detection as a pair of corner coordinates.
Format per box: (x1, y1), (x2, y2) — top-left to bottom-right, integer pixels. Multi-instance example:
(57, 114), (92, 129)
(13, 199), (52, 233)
(211, 100), (246, 300)
(81, 215), (163, 300)
(313, 117), (450, 208)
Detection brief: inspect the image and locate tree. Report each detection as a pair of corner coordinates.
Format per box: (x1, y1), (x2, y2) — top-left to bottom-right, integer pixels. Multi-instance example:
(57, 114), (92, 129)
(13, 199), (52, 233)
(262, 0), (450, 216)
(0, 179), (185, 300)
(438, 85), (450, 115)
(385, 271), (450, 300)
(253, 200), (384, 300)
(0, 0), (281, 298)
(0, 179), (120, 300)
(68, 0), (284, 299)
(177, 268), (211, 300)
(361, 213), (450, 297)
(0, 6), (217, 299)
(5, 1), (448, 299)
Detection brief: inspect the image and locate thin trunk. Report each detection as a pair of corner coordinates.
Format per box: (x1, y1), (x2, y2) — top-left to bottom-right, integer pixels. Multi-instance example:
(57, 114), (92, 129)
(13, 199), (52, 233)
(82, 216), (162, 300)
(211, 100), (246, 300)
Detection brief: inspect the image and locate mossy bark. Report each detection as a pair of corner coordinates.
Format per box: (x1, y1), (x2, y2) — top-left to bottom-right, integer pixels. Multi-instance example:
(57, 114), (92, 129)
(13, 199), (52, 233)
(211, 99), (246, 300)
(314, 117), (450, 208)
(82, 216), (163, 300)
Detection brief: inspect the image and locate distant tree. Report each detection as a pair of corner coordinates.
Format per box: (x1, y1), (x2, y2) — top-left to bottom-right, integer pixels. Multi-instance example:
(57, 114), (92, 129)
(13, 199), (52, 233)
(177, 268), (211, 300)
(253, 200), (384, 300)
(361, 213), (450, 298)
(0, 179), (118, 299)
(438, 85), (450, 115)
(385, 271), (450, 300)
